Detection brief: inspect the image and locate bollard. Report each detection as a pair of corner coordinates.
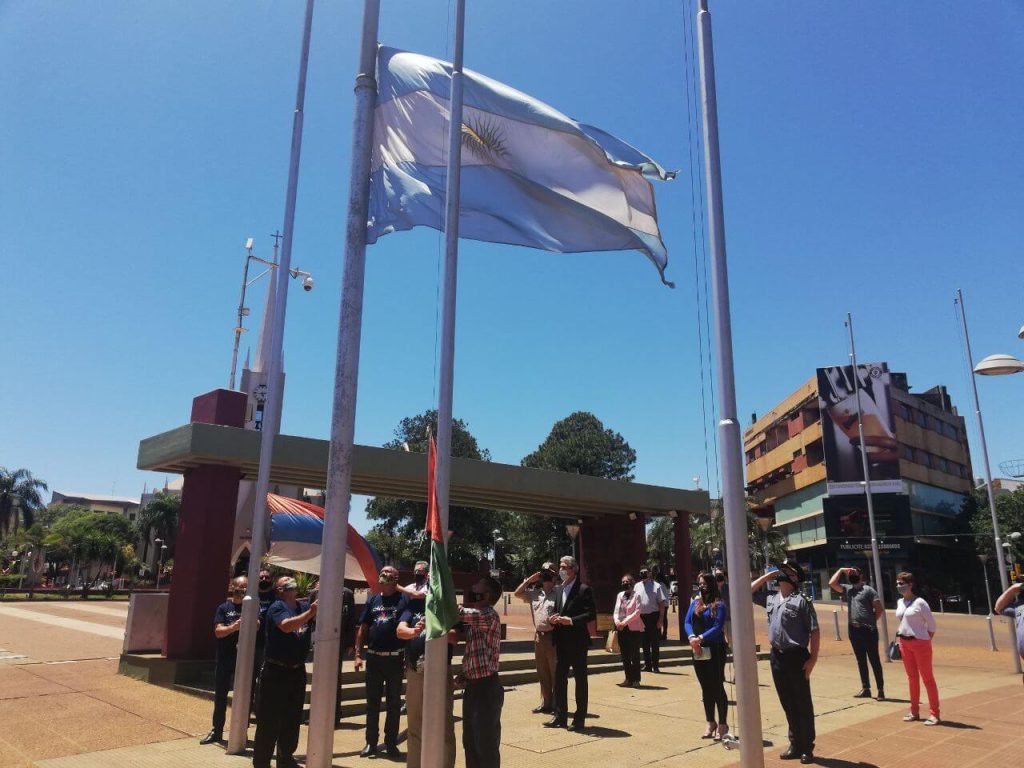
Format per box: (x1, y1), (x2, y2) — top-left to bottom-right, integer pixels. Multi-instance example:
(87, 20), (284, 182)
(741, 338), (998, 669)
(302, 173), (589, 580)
(503, 593), (509, 616)
(986, 614), (997, 652)
(833, 609), (841, 641)
(967, 600), (971, 616)
(939, 598), (944, 614)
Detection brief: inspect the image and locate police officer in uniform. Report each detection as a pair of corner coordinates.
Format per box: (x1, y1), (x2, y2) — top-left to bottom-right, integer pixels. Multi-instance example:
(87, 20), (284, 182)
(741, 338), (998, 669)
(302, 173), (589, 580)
(751, 562), (819, 764)
(253, 576), (317, 768)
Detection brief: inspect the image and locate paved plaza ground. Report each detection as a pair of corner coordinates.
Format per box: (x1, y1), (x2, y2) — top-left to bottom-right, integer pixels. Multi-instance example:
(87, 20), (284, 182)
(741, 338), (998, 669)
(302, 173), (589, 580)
(1, 598), (1020, 768)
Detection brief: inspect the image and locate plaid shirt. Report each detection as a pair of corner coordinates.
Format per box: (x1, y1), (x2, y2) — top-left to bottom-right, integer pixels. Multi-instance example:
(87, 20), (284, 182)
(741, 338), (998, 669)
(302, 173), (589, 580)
(459, 604), (501, 679)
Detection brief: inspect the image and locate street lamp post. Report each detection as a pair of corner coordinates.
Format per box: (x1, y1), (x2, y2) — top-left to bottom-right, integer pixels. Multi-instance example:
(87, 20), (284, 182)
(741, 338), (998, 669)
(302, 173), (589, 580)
(228, 236), (315, 391)
(17, 549), (32, 590)
(154, 539), (166, 590)
(956, 289), (1022, 673)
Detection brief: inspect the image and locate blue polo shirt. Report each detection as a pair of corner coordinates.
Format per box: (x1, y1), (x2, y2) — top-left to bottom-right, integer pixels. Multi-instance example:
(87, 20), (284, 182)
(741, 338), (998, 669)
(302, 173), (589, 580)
(214, 600), (242, 657)
(359, 592), (406, 652)
(265, 599), (312, 666)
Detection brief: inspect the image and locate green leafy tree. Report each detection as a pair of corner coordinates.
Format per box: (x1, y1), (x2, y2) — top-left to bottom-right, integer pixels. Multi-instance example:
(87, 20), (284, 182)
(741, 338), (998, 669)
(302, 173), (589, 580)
(967, 487), (1024, 563)
(646, 516), (675, 576)
(499, 412), (638, 576)
(0, 467), (48, 535)
(365, 410), (499, 572)
(137, 492), (180, 563)
(689, 504), (787, 573)
(44, 509), (136, 582)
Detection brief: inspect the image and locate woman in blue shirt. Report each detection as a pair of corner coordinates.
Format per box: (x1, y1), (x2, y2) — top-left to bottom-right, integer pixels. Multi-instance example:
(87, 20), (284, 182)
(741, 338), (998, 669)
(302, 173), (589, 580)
(685, 571), (729, 740)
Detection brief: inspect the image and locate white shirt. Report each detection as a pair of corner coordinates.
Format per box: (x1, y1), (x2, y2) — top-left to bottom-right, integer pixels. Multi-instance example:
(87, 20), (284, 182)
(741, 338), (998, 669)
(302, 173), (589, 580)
(895, 596), (936, 640)
(635, 579), (669, 615)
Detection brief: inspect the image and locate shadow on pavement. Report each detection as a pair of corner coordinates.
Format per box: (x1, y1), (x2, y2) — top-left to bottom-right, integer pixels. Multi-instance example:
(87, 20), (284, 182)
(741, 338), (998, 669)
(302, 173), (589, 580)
(580, 725), (630, 738)
(809, 759), (880, 768)
(936, 720), (981, 730)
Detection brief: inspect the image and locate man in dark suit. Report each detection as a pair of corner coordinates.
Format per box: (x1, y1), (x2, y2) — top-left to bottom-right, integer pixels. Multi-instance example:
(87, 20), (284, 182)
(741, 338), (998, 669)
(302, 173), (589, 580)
(544, 555), (596, 732)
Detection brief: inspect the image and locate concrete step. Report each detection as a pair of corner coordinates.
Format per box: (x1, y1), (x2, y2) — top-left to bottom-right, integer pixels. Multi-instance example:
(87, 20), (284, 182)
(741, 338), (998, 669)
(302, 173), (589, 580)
(174, 643), (766, 719)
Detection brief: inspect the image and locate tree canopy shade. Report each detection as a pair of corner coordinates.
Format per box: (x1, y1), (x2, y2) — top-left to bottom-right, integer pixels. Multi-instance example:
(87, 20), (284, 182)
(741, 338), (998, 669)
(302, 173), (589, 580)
(43, 508), (135, 564)
(0, 467), (48, 535)
(365, 410), (500, 572)
(137, 492), (180, 562)
(496, 412), (639, 581)
(967, 486), (1024, 561)
(521, 411), (636, 480)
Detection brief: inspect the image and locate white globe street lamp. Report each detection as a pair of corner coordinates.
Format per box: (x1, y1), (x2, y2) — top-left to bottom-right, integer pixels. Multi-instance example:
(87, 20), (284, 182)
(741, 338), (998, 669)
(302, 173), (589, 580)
(973, 354), (1024, 376)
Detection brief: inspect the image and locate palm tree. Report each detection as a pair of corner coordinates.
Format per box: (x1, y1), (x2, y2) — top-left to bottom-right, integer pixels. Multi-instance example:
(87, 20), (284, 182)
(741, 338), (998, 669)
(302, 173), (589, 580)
(0, 467), (48, 536)
(137, 492), (180, 566)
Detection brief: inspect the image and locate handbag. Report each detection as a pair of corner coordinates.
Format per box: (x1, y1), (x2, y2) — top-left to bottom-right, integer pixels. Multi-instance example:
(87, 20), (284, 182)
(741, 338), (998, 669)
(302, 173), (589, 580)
(605, 629), (620, 654)
(887, 639), (902, 661)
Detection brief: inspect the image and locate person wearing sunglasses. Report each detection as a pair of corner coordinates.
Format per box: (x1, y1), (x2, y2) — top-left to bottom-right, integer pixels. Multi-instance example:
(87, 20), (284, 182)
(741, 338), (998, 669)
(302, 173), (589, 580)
(200, 576), (248, 745)
(894, 571), (940, 725)
(354, 565), (406, 758)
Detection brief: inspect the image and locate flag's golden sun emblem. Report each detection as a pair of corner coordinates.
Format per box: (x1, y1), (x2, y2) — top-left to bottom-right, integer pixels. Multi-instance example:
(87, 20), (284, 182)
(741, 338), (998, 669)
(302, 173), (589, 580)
(460, 117), (509, 162)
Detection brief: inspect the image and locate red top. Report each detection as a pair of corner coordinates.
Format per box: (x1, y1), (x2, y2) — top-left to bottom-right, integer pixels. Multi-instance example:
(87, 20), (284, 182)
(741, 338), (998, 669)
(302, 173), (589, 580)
(459, 605), (501, 679)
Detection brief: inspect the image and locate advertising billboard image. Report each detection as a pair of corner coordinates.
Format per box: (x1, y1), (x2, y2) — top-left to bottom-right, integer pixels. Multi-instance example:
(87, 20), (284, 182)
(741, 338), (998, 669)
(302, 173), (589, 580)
(824, 494), (911, 559)
(817, 363), (901, 495)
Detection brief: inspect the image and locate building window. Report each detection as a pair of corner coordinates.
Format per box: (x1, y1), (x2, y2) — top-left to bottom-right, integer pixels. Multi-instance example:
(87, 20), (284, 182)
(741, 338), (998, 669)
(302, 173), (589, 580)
(933, 456), (948, 474)
(897, 403), (913, 421)
(901, 445), (914, 461)
(941, 422), (959, 440)
(916, 449), (931, 467)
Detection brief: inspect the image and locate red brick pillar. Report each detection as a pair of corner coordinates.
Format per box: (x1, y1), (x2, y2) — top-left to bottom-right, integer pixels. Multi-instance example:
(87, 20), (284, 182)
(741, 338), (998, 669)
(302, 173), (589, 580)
(674, 513), (692, 641)
(163, 389), (247, 659)
(578, 516), (647, 623)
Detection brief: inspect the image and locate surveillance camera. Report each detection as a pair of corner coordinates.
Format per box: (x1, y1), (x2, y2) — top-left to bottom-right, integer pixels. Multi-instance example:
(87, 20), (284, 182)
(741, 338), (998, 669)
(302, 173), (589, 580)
(302, 275), (314, 292)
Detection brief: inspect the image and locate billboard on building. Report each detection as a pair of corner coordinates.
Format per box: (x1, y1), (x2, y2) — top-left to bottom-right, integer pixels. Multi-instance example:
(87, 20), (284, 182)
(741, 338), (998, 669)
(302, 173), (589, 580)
(817, 363), (902, 495)
(824, 494), (911, 559)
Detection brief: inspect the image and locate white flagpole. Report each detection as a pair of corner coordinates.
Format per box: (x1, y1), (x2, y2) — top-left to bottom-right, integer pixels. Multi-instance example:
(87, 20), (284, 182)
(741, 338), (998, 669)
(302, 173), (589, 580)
(956, 289), (1022, 674)
(227, 0), (315, 753)
(305, 1), (383, 765)
(845, 313), (892, 655)
(422, 1), (466, 766)
(696, 2), (765, 766)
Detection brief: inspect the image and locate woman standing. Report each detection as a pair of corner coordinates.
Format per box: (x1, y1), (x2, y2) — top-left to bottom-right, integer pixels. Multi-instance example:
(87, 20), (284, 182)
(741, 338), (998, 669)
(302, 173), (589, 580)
(685, 572), (729, 739)
(613, 574), (644, 687)
(894, 571), (940, 725)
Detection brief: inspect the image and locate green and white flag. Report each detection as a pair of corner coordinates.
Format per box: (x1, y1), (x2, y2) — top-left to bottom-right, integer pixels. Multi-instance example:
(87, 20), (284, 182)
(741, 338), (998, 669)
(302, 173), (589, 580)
(425, 435), (459, 640)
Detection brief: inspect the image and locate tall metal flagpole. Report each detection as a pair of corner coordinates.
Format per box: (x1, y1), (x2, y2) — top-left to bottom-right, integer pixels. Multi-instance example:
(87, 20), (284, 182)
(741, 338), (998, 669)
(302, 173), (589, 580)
(845, 313), (891, 655)
(305, 2), (382, 765)
(422, 2), (466, 765)
(955, 289), (1022, 674)
(227, 0), (315, 753)
(695, 2), (764, 765)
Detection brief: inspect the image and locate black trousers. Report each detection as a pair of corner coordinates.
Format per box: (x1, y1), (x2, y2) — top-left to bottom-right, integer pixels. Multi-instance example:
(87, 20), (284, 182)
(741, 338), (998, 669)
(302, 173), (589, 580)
(252, 662), (306, 768)
(641, 612), (661, 669)
(463, 674), (503, 768)
(770, 648), (816, 755)
(364, 654), (403, 747)
(692, 643), (728, 723)
(618, 627), (642, 684)
(211, 650), (236, 734)
(554, 641), (588, 724)
(849, 624), (884, 692)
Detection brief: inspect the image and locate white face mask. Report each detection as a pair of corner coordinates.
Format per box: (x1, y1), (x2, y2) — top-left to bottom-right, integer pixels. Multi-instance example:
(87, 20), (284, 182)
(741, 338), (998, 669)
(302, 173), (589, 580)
(896, 583), (910, 595)
(558, 568), (569, 581)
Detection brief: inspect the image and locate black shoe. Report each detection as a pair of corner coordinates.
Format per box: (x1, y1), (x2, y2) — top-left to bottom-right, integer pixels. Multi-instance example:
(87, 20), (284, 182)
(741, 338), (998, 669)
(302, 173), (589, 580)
(385, 744), (401, 759)
(642, 665), (653, 672)
(800, 754), (815, 765)
(532, 704), (553, 714)
(360, 743), (378, 758)
(400, 704), (407, 715)
(876, 691), (886, 701)
(652, 666), (661, 673)
(853, 688), (871, 698)
(199, 729), (222, 745)
(278, 759), (301, 768)
(543, 718), (567, 729)
(567, 721), (585, 733)
(780, 748), (800, 760)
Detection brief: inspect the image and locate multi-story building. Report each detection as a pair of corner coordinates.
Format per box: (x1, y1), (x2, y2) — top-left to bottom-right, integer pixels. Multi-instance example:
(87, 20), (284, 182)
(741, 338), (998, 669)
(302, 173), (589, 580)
(744, 364), (974, 601)
(50, 491), (141, 522)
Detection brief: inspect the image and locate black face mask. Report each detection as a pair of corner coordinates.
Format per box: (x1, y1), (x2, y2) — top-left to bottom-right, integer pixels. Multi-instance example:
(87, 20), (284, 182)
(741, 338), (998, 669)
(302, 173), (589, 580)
(699, 587), (710, 598)
(621, 583), (632, 592)
(258, 579), (272, 590)
(715, 574), (725, 583)
(848, 573), (861, 584)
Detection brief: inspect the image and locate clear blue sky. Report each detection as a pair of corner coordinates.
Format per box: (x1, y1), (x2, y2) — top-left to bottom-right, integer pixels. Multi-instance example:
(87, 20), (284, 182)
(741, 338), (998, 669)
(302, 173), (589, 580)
(3, 1), (1022, 534)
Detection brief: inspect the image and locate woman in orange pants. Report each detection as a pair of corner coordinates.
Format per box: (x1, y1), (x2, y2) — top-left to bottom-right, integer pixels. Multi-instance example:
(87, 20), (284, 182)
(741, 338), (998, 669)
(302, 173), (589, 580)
(894, 571), (940, 725)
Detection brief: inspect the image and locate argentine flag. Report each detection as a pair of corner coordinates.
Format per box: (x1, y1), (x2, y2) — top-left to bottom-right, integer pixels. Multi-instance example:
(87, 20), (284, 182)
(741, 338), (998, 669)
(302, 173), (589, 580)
(368, 47), (676, 286)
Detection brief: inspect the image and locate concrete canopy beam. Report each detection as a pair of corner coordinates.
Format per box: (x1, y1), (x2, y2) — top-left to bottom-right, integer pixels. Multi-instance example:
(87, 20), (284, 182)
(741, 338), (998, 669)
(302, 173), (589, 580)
(138, 423), (708, 520)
